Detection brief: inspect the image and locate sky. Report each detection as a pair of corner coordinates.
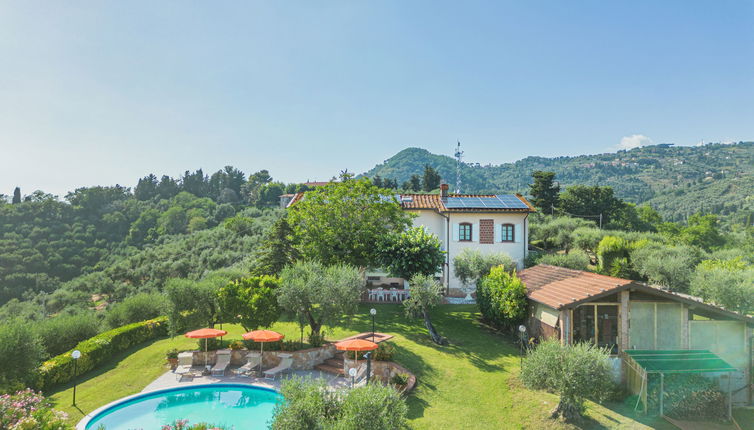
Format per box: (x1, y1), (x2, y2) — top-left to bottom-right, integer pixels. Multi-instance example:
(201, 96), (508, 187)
(1, 1), (753, 197)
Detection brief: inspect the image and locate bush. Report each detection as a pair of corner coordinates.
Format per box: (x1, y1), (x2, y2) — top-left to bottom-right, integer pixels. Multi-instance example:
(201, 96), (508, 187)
(372, 342), (395, 361)
(690, 258), (754, 314)
(0, 389), (70, 429)
(0, 320), (45, 392)
(105, 292), (168, 328)
(476, 267), (527, 331)
(390, 373), (409, 386)
(596, 236), (632, 274)
(37, 317), (167, 390)
(36, 312), (100, 357)
(271, 377), (407, 430)
(520, 340), (614, 422)
(307, 331), (325, 347)
(453, 249), (516, 288)
(538, 250), (591, 270)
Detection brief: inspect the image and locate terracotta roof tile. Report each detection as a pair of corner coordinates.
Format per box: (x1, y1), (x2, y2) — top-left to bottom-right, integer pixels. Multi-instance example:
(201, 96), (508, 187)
(520, 264), (635, 309)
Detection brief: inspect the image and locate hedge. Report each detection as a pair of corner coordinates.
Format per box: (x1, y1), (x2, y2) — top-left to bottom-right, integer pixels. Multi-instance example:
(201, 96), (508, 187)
(37, 317), (168, 391)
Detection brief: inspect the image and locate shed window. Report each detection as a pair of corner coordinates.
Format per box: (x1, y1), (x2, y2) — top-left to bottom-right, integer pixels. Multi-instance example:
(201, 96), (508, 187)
(459, 223), (472, 241)
(501, 224), (514, 242)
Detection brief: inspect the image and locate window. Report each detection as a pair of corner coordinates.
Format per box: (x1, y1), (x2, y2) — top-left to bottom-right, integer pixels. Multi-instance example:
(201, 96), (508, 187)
(573, 304), (619, 354)
(501, 224), (514, 242)
(459, 223), (472, 241)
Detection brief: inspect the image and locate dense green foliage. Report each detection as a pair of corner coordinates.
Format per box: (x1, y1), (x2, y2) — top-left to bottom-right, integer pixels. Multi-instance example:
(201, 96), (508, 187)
(520, 340), (614, 422)
(37, 317), (167, 390)
(35, 313), (100, 357)
(271, 377), (408, 430)
(362, 143), (754, 222)
(287, 178), (413, 268)
(0, 320), (46, 392)
(690, 258), (754, 314)
(528, 171), (560, 212)
(104, 292), (169, 328)
(278, 261), (364, 338)
(377, 227), (445, 280)
(476, 266), (527, 331)
(217, 276), (280, 331)
(452, 248), (516, 288)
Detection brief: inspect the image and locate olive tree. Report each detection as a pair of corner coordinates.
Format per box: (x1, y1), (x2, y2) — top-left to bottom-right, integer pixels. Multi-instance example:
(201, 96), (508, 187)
(403, 274), (447, 345)
(690, 258), (754, 314)
(520, 340), (614, 422)
(279, 261), (363, 339)
(453, 248), (515, 298)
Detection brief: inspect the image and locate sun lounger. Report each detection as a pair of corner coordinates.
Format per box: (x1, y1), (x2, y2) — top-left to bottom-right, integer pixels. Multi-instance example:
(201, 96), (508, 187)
(174, 352), (195, 381)
(264, 355), (293, 380)
(234, 352), (262, 377)
(211, 350), (231, 376)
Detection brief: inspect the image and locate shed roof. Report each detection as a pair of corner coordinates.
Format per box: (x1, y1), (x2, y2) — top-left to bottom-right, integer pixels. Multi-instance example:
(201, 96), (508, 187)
(624, 350), (737, 373)
(520, 264), (753, 323)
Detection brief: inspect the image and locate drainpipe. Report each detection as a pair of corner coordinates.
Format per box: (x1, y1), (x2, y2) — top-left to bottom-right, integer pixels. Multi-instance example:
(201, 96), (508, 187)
(438, 209), (450, 295)
(522, 212), (530, 269)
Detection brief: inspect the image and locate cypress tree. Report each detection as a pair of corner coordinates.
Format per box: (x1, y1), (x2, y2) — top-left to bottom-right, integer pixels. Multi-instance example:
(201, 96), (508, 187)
(12, 187), (21, 204)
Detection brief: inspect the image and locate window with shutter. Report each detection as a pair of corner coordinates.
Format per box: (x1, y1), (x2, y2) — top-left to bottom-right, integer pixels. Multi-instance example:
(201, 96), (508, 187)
(501, 224), (514, 242)
(459, 223), (472, 241)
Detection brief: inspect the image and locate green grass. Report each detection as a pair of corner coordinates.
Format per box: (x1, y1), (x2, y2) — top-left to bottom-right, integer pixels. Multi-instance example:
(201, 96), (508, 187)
(47, 305), (727, 429)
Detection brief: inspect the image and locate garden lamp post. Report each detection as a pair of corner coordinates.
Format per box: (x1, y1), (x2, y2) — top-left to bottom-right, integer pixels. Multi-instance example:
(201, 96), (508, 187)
(71, 350), (81, 406)
(349, 367), (357, 388)
(517, 325), (527, 368)
(364, 351), (372, 384)
(370, 308), (377, 342)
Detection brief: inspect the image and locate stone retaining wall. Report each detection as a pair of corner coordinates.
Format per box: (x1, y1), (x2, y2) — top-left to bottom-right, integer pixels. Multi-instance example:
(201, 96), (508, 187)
(344, 358), (417, 393)
(191, 344), (336, 370)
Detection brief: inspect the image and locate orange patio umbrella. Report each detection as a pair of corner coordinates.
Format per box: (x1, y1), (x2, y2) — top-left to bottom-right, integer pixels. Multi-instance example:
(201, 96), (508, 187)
(335, 338), (378, 366)
(242, 330), (284, 376)
(186, 328), (228, 367)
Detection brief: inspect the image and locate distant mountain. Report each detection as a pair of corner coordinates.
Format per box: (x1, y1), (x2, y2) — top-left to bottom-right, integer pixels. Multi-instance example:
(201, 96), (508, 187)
(362, 142), (754, 222)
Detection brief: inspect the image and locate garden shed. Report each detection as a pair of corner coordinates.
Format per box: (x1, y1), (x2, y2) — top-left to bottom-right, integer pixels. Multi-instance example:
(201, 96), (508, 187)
(519, 264), (754, 406)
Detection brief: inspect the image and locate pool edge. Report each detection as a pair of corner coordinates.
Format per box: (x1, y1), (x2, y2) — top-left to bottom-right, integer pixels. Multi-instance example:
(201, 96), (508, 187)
(75, 382), (280, 430)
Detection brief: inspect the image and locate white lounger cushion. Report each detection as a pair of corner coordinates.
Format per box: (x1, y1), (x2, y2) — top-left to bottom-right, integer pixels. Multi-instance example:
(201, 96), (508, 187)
(263, 357), (293, 379)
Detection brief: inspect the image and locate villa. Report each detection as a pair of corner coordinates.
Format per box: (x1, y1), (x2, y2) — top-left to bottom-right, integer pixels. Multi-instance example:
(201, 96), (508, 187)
(288, 183), (536, 297)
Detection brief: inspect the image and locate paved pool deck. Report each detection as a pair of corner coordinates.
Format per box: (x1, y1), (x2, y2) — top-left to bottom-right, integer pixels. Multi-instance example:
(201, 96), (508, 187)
(143, 367), (352, 393)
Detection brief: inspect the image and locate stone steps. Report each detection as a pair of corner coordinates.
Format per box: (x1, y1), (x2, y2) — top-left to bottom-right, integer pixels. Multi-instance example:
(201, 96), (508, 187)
(315, 352), (345, 375)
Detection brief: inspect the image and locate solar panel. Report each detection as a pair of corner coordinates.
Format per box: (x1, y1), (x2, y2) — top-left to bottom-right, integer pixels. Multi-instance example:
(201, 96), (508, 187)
(443, 195), (528, 209)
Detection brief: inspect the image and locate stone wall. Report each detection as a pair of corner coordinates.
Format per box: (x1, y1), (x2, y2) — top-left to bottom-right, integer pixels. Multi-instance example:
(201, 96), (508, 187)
(344, 358), (416, 393)
(190, 344), (336, 371)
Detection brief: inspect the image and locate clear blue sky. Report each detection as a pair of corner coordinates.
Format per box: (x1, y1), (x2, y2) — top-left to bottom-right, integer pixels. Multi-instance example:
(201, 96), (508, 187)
(1, 1), (753, 196)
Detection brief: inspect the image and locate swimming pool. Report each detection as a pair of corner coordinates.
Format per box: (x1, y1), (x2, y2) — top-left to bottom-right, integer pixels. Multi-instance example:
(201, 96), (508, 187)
(78, 384), (281, 430)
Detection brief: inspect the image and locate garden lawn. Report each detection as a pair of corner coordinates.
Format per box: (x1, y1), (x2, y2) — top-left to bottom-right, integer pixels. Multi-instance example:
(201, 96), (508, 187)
(50, 305), (699, 429)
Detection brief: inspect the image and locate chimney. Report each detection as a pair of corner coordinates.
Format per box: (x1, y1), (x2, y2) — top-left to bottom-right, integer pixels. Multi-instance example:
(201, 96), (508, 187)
(440, 183), (449, 199)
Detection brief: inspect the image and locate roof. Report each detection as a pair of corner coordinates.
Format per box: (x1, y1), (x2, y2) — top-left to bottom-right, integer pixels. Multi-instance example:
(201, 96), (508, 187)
(287, 191), (535, 213)
(521, 264), (635, 309)
(624, 350), (737, 374)
(303, 181), (331, 187)
(521, 264), (753, 323)
(399, 193), (535, 213)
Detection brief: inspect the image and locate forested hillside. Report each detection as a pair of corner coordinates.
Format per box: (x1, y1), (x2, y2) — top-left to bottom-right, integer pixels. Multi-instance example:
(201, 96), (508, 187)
(363, 142), (754, 222)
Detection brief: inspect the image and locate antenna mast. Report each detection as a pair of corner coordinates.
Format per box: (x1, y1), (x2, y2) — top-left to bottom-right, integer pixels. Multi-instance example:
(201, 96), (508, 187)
(454, 141), (463, 194)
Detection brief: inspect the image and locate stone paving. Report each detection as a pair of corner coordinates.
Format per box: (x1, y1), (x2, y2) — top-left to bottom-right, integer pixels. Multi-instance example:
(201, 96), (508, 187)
(143, 367), (352, 393)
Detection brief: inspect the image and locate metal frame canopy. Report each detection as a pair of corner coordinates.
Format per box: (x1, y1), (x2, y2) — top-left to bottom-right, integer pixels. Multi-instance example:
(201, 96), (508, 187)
(624, 349), (737, 419)
(625, 349), (738, 374)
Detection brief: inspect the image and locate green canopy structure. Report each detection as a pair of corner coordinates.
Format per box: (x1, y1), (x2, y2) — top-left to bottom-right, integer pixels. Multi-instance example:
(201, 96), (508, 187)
(624, 349), (737, 418)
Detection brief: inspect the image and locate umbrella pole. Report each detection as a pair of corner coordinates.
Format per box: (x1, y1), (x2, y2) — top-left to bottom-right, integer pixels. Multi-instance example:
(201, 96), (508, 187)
(205, 338), (208, 368)
(259, 342), (264, 377)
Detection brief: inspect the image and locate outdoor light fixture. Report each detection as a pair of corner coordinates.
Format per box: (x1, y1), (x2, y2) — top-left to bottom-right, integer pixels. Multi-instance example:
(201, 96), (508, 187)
(364, 351), (372, 384)
(349, 366), (357, 388)
(370, 308), (377, 343)
(517, 325), (527, 368)
(71, 350), (81, 406)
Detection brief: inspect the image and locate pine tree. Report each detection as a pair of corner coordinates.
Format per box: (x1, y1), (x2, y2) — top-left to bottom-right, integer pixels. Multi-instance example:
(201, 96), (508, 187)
(12, 187), (21, 204)
(529, 171), (560, 212)
(253, 216), (300, 275)
(422, 165), (441, 191)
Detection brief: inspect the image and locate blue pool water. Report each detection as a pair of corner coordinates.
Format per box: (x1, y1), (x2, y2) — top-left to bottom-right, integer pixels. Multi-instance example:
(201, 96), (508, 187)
(83, 384), (280, 430)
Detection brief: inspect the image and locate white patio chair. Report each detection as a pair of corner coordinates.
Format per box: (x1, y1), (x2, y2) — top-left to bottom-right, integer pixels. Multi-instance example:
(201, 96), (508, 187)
(234, 352), (262, 377)
(174, 351), (195, 381)
(211, 350), (231, 376)
(264, 355), (293, 380)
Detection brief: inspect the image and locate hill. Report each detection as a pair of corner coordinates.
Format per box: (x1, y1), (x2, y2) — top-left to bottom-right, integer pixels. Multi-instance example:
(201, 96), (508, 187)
(362, 142), (754, 222)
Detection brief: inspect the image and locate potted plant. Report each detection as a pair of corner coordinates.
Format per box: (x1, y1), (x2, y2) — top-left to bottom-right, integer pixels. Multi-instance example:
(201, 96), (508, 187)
(166, 349), (179, 369)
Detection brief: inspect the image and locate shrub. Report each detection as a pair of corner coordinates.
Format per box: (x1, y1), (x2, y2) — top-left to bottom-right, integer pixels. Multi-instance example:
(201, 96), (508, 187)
(0, 320), (45, 392)
(630, 243), (702, 292)
(390, 373), (409, 386)
(538, 251), (591, 270)
(476, 267), (527, 331)
(596, 236), (631, 274)
(520, 340), (614, 422)
(228, 341), (245, 351)
(105, 292), (168, 328)
(453, 249), (516, 288)
(271, 377), (407, 430)
(37, 317), (167, 390)
(690, 258), (754, 314)
(166, 349), (179, 359)
(372, 342), (395, 361)
(307, 331), (325, 348)
(36, 312), (100, 357)
(0, 389), (70, 430)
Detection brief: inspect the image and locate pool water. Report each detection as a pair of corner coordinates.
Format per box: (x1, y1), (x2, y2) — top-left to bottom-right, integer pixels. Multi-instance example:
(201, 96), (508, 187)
(83, 384), (280, 430)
